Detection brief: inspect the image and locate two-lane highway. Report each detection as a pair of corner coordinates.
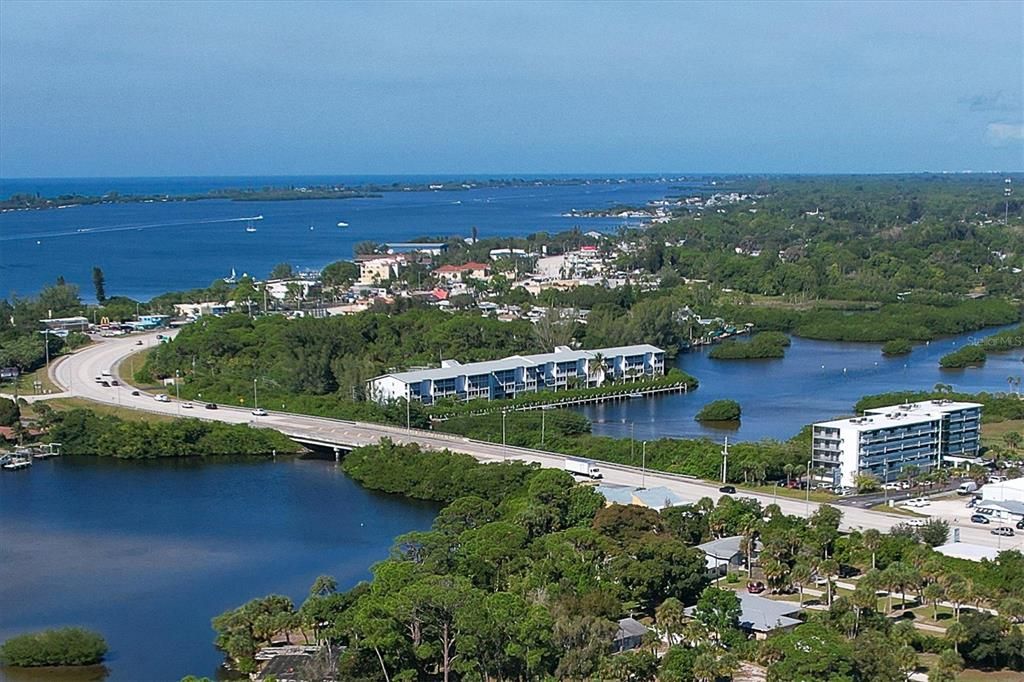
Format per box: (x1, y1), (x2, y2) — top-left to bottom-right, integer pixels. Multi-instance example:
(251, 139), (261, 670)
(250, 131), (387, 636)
(37, 331), (1023, 552)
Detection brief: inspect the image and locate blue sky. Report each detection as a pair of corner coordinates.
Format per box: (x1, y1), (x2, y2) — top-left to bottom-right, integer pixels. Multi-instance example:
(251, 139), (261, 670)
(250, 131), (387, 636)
(0, 0), (1021, 176)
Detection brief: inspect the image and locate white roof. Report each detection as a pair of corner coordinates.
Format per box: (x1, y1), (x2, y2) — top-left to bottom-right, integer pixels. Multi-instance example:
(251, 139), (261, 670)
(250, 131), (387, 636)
(934, 542), (1000, 562)
(817, 399), (983, 432)
(372, 344), (664, 385)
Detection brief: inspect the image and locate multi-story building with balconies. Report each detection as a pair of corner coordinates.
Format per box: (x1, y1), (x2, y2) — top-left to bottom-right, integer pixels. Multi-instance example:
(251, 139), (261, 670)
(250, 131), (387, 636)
(811, 399), (982, 488)
(368, 344), (666, 405)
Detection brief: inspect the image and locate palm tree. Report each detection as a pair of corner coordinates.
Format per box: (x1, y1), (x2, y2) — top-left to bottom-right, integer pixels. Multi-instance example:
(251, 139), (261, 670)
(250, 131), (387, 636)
(1003, 430), (1022, 452)
(791, 562), (811, 607)
(943, 574), (971, 622)
(655, 597), (686, 646)
(851, 580), (878, 636)
(819, 557), (840, 606)
(586, 353), (606, 387)
(783, 463), (795, 486)
(923, 582), (945, 620)
(862, 529), (882, 570)
(945, 621), (968, 655)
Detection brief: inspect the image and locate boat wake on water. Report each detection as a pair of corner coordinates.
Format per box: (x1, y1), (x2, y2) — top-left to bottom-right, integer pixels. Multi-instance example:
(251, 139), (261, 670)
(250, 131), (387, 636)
(1, 215), (265, 242)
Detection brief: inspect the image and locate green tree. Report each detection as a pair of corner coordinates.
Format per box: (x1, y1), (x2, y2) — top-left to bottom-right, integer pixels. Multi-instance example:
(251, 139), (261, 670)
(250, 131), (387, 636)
(0, 628), (107, 667)
(692, 587), (741, 643)
(270, 262), (295, 279)
(0, 396), (20, 427)
(930, 649), (964, 682)
(91, 266), (106, 303)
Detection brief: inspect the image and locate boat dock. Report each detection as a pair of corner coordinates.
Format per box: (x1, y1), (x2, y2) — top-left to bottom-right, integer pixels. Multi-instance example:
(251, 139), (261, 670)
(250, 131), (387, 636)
(431, 382), (691, 421)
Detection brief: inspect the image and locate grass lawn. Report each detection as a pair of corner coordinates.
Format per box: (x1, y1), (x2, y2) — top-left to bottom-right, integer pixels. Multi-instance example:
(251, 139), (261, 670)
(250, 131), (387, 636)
(981, 418), (1024, 447)
(12, 363), (63, 395)
(114, 347), (158, 388)
(920, 655), (1024, 682)
(869, 503), (928, 517)
(36, 397), (176, 423)
(737, 483), (838, 504)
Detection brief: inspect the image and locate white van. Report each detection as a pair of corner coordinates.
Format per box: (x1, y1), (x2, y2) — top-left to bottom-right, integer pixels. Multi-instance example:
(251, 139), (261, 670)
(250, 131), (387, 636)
(957, 481), (979, 495)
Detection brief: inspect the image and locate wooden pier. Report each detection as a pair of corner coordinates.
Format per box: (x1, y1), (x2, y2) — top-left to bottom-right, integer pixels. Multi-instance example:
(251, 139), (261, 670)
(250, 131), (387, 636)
(431, 382), (692, 421)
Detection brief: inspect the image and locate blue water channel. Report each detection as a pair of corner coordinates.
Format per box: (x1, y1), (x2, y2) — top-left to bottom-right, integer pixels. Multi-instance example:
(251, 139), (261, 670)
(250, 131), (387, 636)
(582, 324), (1024, 443)
(0, 456), (437, 681)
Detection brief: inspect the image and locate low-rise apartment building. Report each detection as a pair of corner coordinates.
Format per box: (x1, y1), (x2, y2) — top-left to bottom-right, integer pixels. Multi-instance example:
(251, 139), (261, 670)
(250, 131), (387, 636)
(811, 399), (981, 488)
(368, 344), (665, 404)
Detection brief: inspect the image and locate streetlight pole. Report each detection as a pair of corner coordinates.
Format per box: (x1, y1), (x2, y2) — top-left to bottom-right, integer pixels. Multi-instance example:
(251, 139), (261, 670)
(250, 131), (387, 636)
(502, 410), (507, 458)
(253, 378), (258, 411)
(175, 370), (181, 415)
(541, 408), (546, 446)
(721, 437), (729, 484)
(805, 458), (813, 515)
(630, 422), (635, 461)
(406, 386), (411, 431)
(641, 441), (647, 490)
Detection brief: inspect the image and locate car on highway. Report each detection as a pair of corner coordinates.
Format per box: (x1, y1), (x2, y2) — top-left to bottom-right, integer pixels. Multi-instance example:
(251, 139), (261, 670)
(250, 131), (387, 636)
(719, 485), (736, 494)
(991, 526), (1015, 537)
(1017, 519), (1024, 530)
(182, 402), (193, 409)
(135, 340), (143, 345)
(155, 394), (170, 403)
(205, 403), (218, 410)
(251, 408), (268, 417)
(971, 514), (991, 524)
(100, 381), (110, 387)
(131, 390), (140, 396)
(110, 380), (119, 386)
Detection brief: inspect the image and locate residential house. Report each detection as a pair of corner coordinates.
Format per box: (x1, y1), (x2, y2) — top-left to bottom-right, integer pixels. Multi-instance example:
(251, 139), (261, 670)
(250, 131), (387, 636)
(612, 617), (650, 653)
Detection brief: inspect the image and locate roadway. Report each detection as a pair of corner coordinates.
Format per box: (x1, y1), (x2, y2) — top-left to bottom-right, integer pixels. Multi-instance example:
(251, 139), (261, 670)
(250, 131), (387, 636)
(26, 330), (1023, 552)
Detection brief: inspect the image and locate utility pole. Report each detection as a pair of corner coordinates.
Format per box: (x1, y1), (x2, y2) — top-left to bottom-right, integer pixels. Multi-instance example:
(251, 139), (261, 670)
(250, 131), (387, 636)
(640, 441), (647, 490)
(805, 458), (813, 515)
(43, 329), (50, 368)
(502, 410), (507, 458)
(253, 378), (258, 410)
(721, 437), (729, 483)
(1005, 178), (1013, 225)
(175, 370), (181, 415)
(406, 387), (411, 431)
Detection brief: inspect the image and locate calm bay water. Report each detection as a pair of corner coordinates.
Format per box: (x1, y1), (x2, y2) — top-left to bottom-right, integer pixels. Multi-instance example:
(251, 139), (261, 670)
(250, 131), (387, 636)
(0, 456), (437, 681)
(583, 324), (1024, 443)
(0, 176), (689, 300)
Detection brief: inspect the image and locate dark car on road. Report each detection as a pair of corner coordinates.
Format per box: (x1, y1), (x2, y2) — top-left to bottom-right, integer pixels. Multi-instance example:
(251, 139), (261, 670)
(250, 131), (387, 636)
(719, 485), (736, 494)
(971, 514), (991, 524)
(205, 403), (218, 410)
(131, 390), (140, 396)
(1018, 519), (1024, 530)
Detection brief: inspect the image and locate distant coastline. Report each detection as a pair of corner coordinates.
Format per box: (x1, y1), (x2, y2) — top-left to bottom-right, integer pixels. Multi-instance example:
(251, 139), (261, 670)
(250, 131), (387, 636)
(0, 175), (689, 212)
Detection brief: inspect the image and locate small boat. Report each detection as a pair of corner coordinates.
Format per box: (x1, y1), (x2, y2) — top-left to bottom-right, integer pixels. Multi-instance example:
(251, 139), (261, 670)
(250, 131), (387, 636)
(245, 221), (257, 233)
(337, 221), (349, 228)
(223, 268), (237, 284)
(628, 392), (644, 399)
(3, 456), (31, 471)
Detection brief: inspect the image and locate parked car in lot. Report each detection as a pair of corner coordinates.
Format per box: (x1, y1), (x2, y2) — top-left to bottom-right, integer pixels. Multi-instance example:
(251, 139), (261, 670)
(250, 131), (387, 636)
(135, 340), (143, 345)
(110, 380), (119, 386)
(251, 408), (267, 417)
(99, 381), (110, 387)
(205, 403), (218, 410)
(719, 485), (736, 494)
(1016, 519), (1024, 530)
(971, 514), (991, 524)
(991, 526), (1015, 537)
(905, 498), (930, 508)
(883, 482), (901, 491)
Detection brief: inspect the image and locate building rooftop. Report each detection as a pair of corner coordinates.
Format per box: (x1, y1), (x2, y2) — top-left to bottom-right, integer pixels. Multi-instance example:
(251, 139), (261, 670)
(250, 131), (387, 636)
(685, 593), (803, 633)
(632, 486), (686, 511)
(934, 542), (1000, 562)
(595, 484), (635, 506)
(977, 499), (1024, 515)
(815, 399), (983, 432)
(372, 344), (664, 385)
(615, 617), (649, 641)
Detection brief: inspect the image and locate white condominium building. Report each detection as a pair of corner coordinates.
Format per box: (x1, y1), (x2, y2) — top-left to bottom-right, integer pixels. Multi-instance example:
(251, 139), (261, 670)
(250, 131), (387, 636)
(811, 399), (982, 488)
(368, 344), (666, 405)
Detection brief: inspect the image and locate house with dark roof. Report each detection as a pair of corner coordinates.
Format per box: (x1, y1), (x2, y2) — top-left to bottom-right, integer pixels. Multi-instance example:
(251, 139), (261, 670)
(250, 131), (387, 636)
(612, 617), (650, 653)
(685, 592), (803, 640)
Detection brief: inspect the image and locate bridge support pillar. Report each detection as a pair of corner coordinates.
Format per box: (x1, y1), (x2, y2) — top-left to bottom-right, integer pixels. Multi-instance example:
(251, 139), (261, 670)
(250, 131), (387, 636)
(333, 447), (340, 463)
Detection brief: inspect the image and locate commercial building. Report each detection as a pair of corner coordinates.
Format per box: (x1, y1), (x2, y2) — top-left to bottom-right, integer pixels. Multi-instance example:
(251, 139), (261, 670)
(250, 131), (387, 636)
(811, 399), (982, 488)
(979, 477), (1024, 504)
(368, 344), (665, 405)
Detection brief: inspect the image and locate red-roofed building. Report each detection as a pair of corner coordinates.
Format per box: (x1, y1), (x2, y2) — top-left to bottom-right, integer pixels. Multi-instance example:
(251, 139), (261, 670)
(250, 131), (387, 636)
(434, 262), (492, 283)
